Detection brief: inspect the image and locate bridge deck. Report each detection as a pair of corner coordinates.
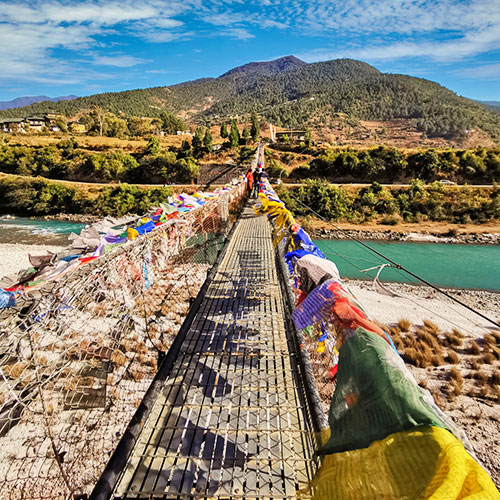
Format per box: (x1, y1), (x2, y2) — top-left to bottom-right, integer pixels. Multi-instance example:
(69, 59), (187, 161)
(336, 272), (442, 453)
(113, 204), (318, 499)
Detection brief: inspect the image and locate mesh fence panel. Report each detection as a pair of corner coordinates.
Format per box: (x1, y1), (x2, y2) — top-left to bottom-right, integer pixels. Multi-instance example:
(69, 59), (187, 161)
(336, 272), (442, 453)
(0, 181), (247, 500)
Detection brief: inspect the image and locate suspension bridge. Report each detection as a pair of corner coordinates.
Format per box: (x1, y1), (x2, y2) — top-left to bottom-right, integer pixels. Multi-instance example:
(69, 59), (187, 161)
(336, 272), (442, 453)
(0, 146), (498, 500)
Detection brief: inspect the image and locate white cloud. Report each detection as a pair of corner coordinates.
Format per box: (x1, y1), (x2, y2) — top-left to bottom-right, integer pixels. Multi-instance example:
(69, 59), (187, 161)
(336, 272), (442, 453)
(0, 0), (195, 84)
(461, 62), (500, 79)
(202, 12), (244, 26)
(92, 55), (150, 67)
(292, 0), (500, 63)
(2, 0), (500, 88)
(219, 28), (255, 40)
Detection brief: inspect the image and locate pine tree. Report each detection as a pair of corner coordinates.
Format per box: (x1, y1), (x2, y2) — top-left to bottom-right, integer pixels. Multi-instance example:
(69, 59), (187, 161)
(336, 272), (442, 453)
(229, 120), (240, 149)
(250, 112), (260, 142)
(192, 127), (204, 154)
(242, 126), (250, 145)
(220, 123), (228, 139)
(203, 128), (213, 151)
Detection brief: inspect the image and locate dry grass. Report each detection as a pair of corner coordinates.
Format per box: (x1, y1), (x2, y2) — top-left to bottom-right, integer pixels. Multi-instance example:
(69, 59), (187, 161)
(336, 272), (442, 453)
(443, 331), (463, 348)
(489, 372), (500, 387)
(418, 378), (428, 389)
(393, 320), (450, 368)
(8, 133), (184, 151)
(469, 340), (481, 355)
(423, 320), (440, 334)
(484, 343), (500, 360)
(430, 388), (445, 410)
(483, 352), (496, 364)
(484, 333), (496, 345)
(446, 350), (460, 364)
(471, 359), (481, 370)
(110, 349), (127, 367)
(398, 318), (411, 332)
(431, 354), (445, 366)
(473, 371), (488, 385)
(449, 367), (464, 398)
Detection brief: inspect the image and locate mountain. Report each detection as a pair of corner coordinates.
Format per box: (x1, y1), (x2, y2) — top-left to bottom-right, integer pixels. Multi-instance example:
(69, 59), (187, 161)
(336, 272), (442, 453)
(1, 57), (499, 141)
(479, 100), (500, 110)
(220, 55), (306, 77)
(0, 95), (77, 111)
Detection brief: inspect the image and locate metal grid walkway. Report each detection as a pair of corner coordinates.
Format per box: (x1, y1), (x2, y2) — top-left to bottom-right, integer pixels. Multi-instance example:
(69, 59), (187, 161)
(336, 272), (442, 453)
(112, 204), (318, 499)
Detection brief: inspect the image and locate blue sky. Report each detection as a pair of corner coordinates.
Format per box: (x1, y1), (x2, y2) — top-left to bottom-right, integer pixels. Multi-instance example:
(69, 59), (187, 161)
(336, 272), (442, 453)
(1, 0), (500, 102)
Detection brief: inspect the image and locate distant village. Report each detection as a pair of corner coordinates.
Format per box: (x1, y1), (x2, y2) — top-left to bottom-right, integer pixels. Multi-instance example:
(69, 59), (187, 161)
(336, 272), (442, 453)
(0, 113), (86, 134)
(0, 112), (309, 145)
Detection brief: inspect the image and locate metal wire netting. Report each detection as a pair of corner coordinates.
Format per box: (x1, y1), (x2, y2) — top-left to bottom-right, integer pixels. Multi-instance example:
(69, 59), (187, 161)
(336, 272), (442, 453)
(0, 182), (247, 500)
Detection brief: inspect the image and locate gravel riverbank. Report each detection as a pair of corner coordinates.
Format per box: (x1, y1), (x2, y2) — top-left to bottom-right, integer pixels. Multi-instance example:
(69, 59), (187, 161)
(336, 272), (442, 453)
(311, 227), (500, 244)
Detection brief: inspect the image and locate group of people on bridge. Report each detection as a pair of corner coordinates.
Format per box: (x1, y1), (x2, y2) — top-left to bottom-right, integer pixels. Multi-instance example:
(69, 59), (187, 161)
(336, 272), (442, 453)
(246, 162), (266, 198)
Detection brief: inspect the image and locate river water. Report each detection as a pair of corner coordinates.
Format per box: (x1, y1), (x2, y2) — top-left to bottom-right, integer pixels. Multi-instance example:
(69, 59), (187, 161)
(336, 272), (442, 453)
(314, 239), (500, 292)
(0, 218), (498, 291)
(0, 216), (86, 246)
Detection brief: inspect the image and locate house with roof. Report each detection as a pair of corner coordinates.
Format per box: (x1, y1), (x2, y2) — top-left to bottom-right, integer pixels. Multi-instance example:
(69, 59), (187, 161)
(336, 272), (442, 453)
(25, 117), (45, 131)
(0, 118), (27, 133)
(275, 130), (306, 143)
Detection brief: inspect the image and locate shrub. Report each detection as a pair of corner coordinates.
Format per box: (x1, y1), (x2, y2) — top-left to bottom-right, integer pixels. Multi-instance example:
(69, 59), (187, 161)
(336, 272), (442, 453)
(380, 214), (403, 225)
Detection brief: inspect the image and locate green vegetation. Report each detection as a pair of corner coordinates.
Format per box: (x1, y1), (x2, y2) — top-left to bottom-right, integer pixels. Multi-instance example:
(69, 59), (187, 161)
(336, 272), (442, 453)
(0, 176), (173, 216)
(277, 180), (500, 224)
(250, 112), (260, 142)
(229, 120), (240, 149)
(289, 146), (500, 184)
(2, 58), (499, 141)
(0, 138), (200, 184)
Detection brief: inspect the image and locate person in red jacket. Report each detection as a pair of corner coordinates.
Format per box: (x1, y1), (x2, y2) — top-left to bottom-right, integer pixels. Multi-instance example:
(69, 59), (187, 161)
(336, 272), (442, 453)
(246, 168), (253, 193)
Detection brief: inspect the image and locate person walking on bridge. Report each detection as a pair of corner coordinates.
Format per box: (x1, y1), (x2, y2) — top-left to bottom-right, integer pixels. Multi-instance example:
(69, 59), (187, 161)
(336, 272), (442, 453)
(245, 168), (254, 195)
(252, 166), (262, 198)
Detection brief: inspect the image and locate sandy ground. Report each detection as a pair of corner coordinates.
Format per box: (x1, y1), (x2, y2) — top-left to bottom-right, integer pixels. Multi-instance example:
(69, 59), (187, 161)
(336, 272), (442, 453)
(0, 244), (66, 279)
(348, 279), (500, 337)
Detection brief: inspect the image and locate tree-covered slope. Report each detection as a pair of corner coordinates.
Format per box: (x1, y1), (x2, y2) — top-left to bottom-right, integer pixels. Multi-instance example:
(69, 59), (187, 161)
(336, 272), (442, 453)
(2, 56), (499, 140)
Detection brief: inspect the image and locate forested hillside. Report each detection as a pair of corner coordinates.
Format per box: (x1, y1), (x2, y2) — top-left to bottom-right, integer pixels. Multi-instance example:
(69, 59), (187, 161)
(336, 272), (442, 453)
(2, 57), (499, 141)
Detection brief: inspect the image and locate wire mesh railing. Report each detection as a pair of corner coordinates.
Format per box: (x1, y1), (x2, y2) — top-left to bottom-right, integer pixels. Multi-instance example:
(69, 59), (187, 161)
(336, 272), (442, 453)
(0, 181), (248, 500)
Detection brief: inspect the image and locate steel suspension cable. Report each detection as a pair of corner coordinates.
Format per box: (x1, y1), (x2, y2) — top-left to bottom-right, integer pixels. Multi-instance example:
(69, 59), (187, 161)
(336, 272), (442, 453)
(287, 191), (500, 329)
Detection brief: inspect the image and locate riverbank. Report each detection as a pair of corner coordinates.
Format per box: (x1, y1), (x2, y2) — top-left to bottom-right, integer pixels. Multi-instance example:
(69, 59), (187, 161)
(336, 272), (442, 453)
(347, 279), (499, 336)
(309, 221), (500, 244)
(0, 243), (66, 279)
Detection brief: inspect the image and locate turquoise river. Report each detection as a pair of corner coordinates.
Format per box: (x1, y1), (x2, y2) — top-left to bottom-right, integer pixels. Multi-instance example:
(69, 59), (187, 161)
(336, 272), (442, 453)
(314, 239), (500, 292)
(0, 217), (498, 292)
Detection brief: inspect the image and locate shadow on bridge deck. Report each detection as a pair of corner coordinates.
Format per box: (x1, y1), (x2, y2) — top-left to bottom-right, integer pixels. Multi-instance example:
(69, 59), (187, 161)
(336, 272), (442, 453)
(98, 203), (319, 499)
